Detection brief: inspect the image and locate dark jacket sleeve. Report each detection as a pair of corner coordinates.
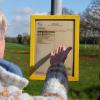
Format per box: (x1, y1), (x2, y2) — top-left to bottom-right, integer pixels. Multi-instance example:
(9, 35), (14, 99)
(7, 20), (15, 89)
(42, 63), (68, 100)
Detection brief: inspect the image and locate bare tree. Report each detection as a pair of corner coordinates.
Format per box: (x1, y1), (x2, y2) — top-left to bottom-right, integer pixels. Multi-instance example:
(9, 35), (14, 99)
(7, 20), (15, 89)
(23, 33), (30, 45)
(17, 34), (22, 44)
(81, 0), (100, 48)
(62, 7), (74, 14)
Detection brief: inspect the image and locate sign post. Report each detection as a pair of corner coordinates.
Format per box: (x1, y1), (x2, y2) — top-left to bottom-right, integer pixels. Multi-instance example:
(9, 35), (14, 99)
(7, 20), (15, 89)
(51, 0), (62, 15)
(30, 0), (79, 81)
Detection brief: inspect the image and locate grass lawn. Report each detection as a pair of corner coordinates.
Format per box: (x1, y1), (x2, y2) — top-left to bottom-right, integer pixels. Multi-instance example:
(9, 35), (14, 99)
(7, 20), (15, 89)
(4, 43), (100, 100)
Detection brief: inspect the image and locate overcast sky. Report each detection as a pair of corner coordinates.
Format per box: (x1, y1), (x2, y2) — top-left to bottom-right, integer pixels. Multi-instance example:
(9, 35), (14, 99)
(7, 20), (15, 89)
(0, 0), (92, 37)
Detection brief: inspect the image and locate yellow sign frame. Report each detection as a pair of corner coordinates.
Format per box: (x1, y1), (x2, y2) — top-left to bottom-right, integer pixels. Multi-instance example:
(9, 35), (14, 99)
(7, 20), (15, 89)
(30, 15), (80, 81)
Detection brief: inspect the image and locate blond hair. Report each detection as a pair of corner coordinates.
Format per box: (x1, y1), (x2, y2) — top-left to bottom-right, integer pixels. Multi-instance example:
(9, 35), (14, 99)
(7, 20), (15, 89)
(0, 11), (7, 36)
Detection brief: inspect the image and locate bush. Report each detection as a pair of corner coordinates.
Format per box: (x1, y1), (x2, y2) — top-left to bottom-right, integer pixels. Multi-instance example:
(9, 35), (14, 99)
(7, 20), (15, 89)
(5, 35), (30, 45)
(5, 37), (17, 43)
(80, 37), (98, 44)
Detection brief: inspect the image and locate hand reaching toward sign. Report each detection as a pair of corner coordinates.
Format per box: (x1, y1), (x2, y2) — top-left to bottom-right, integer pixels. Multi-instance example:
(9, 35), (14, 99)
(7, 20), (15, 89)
(50, 45), (72, 65)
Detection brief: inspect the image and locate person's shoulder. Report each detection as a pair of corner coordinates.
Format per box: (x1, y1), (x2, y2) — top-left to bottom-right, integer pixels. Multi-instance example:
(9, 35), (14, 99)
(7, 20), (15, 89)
(0, 66), (29, 89)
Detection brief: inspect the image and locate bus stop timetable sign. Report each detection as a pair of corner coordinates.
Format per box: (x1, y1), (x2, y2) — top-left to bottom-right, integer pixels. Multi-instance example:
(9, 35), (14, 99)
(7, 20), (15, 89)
(30, 15), (80, 81)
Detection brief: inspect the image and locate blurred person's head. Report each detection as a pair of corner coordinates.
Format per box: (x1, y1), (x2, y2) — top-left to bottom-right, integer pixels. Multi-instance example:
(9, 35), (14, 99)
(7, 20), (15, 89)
(0, 11), (7, 58)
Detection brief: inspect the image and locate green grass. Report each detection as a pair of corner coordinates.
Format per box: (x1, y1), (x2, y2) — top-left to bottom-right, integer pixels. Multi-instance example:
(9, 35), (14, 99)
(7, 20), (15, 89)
(4, 43), (100, 100)
(80, 44), (100, 56)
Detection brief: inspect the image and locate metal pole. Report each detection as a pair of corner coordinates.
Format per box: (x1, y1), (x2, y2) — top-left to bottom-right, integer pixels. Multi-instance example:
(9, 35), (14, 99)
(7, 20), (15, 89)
(51, 0), (62, 15)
